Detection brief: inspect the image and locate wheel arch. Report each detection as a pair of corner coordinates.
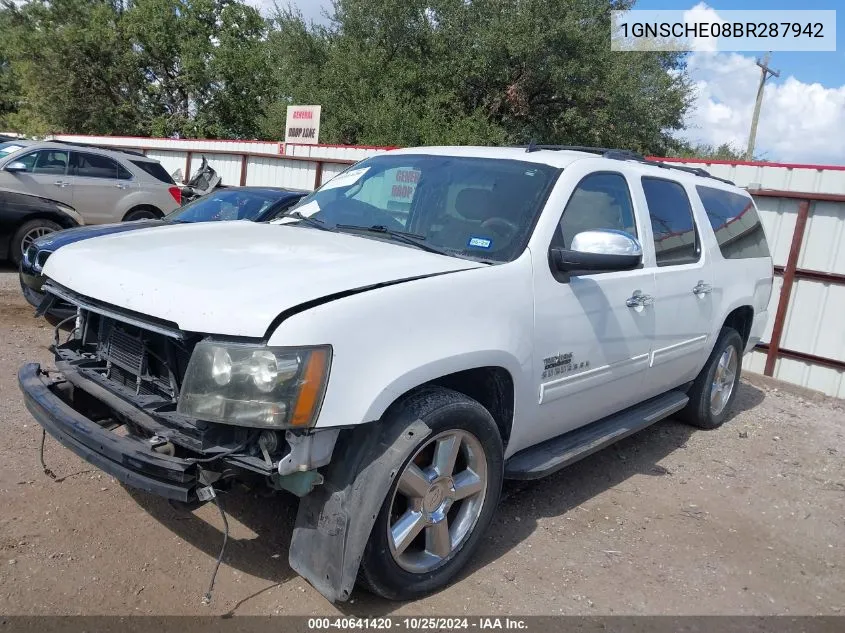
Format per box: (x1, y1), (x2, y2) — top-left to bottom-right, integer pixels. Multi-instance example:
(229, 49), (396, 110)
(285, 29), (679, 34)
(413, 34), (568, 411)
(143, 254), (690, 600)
(361, 355), (519, 449)
(721, 304), (754, 349)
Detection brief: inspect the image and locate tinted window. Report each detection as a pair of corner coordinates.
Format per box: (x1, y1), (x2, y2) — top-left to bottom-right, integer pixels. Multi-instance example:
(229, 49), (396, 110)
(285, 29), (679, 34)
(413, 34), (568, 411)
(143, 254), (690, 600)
(642, 177), (698, 266)
(555, 172), (637, 248)
(73, 152), (125, 179)
(166, 189), (279, 223)
(288, 155), (559, 263)
(696, 186), (771, 259)
(13, 150), (69, 175)
(131, 160), (175, 184)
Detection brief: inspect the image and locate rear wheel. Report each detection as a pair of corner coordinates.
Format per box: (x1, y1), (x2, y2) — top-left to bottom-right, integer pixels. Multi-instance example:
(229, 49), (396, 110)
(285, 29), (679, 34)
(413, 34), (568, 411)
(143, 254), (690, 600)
(124, 207), (160, 221)
(680, 327), (743, 429)
(358, 388), (504, 600)
(11, 219), (62, 266)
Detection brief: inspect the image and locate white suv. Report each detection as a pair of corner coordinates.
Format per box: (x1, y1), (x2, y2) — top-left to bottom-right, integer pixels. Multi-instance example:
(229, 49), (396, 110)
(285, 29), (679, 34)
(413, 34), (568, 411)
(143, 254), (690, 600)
(19, 146), (772, 603)
(0, 141), (182, 224)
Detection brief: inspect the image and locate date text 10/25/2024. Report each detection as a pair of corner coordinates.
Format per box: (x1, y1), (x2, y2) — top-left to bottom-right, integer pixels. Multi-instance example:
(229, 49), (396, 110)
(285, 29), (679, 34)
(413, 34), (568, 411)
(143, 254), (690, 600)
(307, 617), (528, 630)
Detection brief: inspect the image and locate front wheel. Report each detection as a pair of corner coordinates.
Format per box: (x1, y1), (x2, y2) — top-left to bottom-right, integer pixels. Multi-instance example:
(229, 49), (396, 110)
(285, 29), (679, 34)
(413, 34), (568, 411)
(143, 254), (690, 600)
(680, 327), (743, 429)
(11, 219), (62, 265)
(358, 388), (504, 600)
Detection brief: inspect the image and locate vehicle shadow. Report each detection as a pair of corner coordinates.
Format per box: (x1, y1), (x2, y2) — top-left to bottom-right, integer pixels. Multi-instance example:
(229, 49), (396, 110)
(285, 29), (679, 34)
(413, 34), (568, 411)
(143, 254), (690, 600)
(125, 485), (300, 587)
(128, 381), (766, 614)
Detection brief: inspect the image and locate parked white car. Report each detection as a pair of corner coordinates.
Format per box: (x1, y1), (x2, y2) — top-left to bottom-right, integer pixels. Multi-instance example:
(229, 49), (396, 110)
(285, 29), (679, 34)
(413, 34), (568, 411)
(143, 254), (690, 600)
(19, 146), (772, 603)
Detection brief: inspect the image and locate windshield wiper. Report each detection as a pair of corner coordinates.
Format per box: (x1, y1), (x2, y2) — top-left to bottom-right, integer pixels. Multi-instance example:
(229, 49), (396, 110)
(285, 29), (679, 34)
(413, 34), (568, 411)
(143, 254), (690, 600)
(335, 224), (450, 256)
(282, 211), (335, 231)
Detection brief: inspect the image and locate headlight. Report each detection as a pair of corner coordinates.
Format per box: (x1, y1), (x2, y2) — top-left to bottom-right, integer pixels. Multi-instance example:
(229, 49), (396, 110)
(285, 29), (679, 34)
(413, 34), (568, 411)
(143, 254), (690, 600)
(177, 341), (331, 429)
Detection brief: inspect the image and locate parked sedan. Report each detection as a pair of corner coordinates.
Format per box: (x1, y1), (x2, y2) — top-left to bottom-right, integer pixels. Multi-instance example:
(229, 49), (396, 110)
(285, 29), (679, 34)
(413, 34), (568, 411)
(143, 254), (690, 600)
(20, 186), (307, 317)
(1, 188), (83, 265)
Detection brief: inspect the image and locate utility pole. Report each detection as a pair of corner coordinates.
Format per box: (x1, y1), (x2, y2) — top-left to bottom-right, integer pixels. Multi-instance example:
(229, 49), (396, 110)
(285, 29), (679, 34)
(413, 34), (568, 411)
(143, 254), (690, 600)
(746, 52), (780, 160)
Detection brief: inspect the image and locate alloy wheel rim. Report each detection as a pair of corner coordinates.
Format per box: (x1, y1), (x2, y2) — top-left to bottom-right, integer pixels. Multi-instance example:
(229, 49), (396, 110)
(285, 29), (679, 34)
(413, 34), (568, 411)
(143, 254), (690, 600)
(387, 429), (488, 574)
(20, 227), (55, 254)
(710, 345), (738, 416)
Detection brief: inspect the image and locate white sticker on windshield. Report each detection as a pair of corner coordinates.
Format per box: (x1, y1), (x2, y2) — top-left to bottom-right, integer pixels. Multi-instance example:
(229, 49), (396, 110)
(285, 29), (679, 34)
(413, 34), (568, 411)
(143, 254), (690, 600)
(271, 199), (321, 223)
(319, 167), (370, 191)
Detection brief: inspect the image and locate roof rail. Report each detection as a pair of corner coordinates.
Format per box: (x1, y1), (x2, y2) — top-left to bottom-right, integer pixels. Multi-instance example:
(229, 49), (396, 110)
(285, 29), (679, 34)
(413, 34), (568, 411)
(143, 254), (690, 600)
(519, 143), (735, 185)
(49, 140), (146, 158)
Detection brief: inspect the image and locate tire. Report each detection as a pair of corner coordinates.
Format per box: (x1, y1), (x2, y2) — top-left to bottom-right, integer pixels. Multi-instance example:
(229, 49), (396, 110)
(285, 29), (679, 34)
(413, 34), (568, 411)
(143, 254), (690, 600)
(11, 219), (62, 266)
(358, 387), (504, 601)
(680, 327), (744, 429)
(124, 207), (160, 221)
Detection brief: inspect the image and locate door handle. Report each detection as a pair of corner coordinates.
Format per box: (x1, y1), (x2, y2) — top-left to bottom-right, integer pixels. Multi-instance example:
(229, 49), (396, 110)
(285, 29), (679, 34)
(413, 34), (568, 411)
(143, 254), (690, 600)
(626, 290), (655, 308)
(53, 180), (70, 188)
(692, 281), (712, 295)
(114, 183), (129, 189)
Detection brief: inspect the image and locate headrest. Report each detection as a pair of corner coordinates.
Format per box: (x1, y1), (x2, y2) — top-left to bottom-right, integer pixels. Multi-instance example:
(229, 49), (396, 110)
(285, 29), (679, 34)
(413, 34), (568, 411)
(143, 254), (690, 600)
(455, 188), (497, 221)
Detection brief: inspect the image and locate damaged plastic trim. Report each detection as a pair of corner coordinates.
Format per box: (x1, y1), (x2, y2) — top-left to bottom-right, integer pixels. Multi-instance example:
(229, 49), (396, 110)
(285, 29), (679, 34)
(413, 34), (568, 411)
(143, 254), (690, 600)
(289, 417), (431, 602)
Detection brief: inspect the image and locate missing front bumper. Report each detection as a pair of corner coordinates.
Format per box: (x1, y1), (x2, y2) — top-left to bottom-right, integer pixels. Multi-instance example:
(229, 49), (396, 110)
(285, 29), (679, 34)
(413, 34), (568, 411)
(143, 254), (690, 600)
(18, 362), (198, 501)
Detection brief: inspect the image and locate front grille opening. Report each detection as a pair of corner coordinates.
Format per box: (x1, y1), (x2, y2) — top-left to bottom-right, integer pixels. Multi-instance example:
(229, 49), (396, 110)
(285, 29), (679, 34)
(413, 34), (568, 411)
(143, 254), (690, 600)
(79, 311), (194, 401)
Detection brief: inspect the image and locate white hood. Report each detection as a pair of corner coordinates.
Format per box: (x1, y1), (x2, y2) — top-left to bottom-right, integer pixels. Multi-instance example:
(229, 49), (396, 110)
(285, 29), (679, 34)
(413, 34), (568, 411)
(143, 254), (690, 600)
(43, 221), (482, 337)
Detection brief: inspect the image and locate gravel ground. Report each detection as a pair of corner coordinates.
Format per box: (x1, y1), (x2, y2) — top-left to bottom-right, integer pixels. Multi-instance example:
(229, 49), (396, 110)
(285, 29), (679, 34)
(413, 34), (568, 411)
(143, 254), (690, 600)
(0, 267), (843, 616)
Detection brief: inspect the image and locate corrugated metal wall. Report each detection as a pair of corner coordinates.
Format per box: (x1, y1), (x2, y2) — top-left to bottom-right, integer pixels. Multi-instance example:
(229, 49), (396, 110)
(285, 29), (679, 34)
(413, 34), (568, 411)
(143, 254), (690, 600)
(660, 158), (845, 397)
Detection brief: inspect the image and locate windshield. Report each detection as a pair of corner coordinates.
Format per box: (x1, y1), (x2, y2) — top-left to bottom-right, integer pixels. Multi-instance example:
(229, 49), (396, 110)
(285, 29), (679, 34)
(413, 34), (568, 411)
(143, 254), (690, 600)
(285, 154), (559, 262)
(0, 141), (27, 158)
(165, 189), (280, 223)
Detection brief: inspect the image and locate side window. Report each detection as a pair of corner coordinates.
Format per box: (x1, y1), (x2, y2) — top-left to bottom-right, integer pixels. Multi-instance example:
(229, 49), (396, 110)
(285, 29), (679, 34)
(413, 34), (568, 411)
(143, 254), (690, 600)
(696, 186), (771, 259)
(116, 162), (133, 180)
(73, 152), (123, 179)
(556, 172), (637, 248)
(12, 152), (39, 172)
(29, 150), (69, 175)
(641, 177), (699, 267)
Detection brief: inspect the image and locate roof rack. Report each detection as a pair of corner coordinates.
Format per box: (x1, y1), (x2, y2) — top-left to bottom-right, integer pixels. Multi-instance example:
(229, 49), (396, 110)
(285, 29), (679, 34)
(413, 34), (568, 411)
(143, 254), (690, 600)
(520, 142), (735, 185)
(48, 140), (147, 158)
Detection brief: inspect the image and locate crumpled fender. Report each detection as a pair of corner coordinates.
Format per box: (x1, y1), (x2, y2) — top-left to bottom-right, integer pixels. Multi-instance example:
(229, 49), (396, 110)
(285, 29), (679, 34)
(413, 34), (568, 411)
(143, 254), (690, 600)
(289, 416), (431, 602)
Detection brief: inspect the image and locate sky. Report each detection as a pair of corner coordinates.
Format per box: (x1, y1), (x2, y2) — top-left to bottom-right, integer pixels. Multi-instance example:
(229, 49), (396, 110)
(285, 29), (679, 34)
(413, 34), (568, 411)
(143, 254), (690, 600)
(251, 0), (844, 165)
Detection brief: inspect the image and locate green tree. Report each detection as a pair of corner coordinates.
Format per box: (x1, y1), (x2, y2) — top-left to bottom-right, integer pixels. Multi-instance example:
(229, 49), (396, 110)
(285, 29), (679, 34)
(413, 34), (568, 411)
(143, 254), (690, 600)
(1, 0), (144, 135)
(263, 0), (691, 154)
(125, 0), (271, 138)
(670, 141), (750, 161)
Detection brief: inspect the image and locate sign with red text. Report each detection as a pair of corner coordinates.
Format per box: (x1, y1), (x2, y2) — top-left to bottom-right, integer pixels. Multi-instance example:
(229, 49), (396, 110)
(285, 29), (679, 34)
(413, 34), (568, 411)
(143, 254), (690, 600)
(387, 168), (421, 203)
(285, 105), (321, 144)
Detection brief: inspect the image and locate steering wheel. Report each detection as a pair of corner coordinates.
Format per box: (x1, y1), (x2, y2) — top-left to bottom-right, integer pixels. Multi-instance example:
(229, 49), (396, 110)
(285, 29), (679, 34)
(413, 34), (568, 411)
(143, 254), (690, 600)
(480, 217), (519, 240)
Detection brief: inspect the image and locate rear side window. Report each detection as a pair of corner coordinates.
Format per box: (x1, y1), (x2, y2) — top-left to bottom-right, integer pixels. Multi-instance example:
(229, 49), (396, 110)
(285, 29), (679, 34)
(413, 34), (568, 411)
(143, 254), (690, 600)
(130, 160), (175, 184)
(696, 186), (771, 259)
(72, 152), (130, 180)
(555, 172), (637, 248)
(641, 177), (699, 267)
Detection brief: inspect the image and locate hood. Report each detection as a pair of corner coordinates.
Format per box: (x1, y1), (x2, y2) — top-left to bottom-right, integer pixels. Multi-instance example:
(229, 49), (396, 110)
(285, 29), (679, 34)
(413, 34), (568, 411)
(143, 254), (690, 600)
(43, 221), (482, 337)
(34, 220), (165, 252)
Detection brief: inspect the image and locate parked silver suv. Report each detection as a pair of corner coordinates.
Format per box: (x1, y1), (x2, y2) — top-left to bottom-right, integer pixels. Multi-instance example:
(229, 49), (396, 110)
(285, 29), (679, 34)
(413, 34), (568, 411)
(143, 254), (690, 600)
(0, 141), (182, 224)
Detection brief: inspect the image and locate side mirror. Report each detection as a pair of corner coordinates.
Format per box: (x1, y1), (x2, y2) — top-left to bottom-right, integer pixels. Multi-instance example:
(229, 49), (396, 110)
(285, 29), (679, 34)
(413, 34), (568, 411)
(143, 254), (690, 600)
(5, 161), (27, 173)
(550, 229), (642, 273)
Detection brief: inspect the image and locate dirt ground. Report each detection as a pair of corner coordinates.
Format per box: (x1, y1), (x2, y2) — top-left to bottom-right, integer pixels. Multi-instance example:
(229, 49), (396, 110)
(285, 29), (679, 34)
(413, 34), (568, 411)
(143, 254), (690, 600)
(0, 267), (843, 617)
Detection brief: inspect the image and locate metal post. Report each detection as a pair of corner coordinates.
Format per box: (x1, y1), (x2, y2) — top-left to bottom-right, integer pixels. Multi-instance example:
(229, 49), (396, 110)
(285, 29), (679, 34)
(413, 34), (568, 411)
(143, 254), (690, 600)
(764, 198), (811, 376)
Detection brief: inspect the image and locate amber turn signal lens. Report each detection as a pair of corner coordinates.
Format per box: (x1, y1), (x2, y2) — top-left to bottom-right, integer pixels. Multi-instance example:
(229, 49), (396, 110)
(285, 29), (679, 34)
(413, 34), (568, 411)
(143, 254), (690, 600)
(290, 348), (330, 427)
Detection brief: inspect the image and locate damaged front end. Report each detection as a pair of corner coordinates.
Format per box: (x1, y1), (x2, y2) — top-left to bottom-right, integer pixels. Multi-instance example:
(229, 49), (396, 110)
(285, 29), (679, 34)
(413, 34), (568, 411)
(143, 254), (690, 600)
(18, 283), (339, 503)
